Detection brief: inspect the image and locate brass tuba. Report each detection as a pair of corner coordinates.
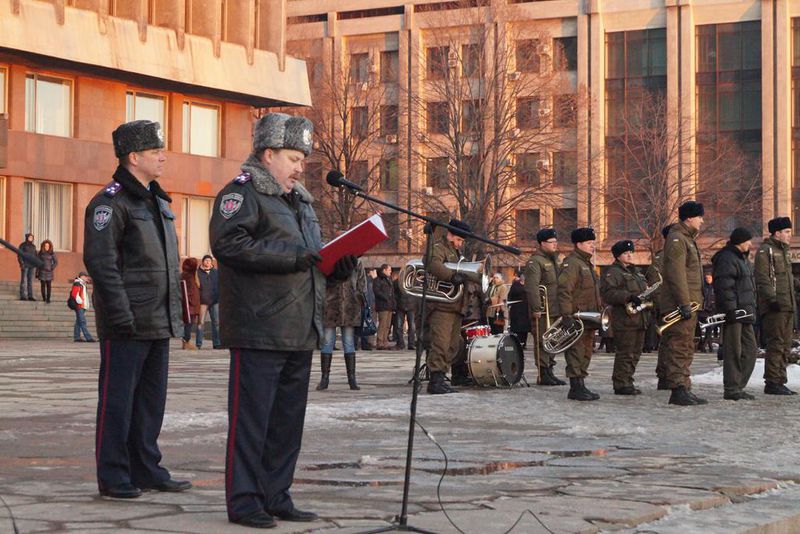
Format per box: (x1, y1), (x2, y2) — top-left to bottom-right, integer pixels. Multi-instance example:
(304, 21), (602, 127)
(656, 302), (701, 336)
(400, 256), (490, 303)
(542, 309), (610, 354)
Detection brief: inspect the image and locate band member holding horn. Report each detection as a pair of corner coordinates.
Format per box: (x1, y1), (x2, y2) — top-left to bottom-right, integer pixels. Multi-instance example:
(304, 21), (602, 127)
(523, 228), (565, 385)
(647, 224), (673, 390)
(600, 240), (649, 395)
(558, 227), (601, 401)
(755, 217), (799, 395)
(424, 219), (476, 395)
(711, 227), (757, 401)
(662, 201), (707, 406)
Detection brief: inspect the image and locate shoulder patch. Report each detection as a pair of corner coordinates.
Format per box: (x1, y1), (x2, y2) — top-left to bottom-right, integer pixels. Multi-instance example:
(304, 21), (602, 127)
(93, 205), (113, 231)
(233, 172), (252, 185)
(219, 192), (244, 219)
(103, 181), (122, 198)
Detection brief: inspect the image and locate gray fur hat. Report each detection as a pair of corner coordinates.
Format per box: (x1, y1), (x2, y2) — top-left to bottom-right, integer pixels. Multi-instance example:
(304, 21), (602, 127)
(112, 120), (165, 157)
(253, 113), (313, 156)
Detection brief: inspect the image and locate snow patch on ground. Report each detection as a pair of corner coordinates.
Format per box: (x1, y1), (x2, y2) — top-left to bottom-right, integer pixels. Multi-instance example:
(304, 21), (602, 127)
(691, 360), (800, 387)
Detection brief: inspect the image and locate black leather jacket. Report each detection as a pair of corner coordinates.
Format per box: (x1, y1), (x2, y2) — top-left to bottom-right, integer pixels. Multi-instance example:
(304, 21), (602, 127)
(83, 166), (183, 340)
(209, 156), (326, 351)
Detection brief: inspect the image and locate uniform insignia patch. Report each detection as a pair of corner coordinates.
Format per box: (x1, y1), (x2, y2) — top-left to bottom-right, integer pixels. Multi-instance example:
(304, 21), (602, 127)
(103, 181), (122, 198)
(233, 173), (252, 185)
(220, 193), (244, 219)
(93, 205), (113, 231)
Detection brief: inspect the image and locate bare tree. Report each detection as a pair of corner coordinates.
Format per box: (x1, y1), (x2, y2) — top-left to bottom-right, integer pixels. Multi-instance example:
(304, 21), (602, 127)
(604, 91), (762, 257)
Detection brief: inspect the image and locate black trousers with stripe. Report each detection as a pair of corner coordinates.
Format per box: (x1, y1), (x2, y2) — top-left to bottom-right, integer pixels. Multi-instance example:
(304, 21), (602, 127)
(95, 338), (171, 491)
(225, 348), (312, 522)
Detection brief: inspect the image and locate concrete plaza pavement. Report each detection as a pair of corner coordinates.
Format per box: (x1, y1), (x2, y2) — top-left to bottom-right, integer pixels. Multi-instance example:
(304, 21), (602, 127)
(1, 339), (800, 533)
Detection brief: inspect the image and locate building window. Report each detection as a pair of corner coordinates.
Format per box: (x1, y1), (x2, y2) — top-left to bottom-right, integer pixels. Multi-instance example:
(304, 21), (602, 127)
(515, 153), (542, 187)
(791, 19), (800, 223)
(426, 157), (449, 189)
(183, 197), (213, 258)
(462, 100), (482, 134)
(553, 208), (577, 240)
(126, 91), (167, 129)
(0, 67), (6, 115)
(383, 212), (399, 248)
(427, 46), (449, 80)
(462, 44), (480, 78)
(554, 37), (577, 72)
(25, 73), (72, 137)
(23, 180), (72, 251)
(182, 102), (220, 157)
(554, 94), (577, 128)
(459, 155), (480, 187)
(349, 160), (369, 187)
(516, 97), (541, 130)
(381, 105), (398, 136)
(303, 161), (323, 198)
(516, 40), (541, 73)
(381, 158), (399, 190)
(427, 101), (448, 134)
(515, 209), (541, 243)
(351, 106), (368, 138)
(381, 51), (399, 83)
(350, 53), (370, 83)
(553, 151), (577, 185)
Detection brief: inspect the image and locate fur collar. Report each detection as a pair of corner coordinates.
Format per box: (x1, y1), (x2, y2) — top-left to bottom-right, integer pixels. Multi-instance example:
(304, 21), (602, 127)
(241, 154), (314, 203)
(113, 166), (172, 202)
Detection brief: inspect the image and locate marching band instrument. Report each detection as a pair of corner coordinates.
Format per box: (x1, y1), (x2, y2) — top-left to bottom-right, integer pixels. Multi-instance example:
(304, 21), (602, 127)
(400, 255), (491, 303)
(699, 309), (753, 331)
(539, 285), (551, 330)
(625, 273), (662, 315)
(656, 302), (701, 336)
(542, 309), (610, 354)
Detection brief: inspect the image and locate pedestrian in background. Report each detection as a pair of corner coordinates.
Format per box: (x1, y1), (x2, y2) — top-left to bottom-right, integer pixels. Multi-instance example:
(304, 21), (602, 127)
(358, 268), (377, 350)
(180, 257), (201, 350)
(18, 233), (36, 301)
(197, 255), (221, 349)
(507, 271), (530, 349)
(373, 263), (396, 350)
(36, 239), (58, 304)
(488, 273), (509, 335)
(71, 271), (95, 342)
(394, 268), (416, 350)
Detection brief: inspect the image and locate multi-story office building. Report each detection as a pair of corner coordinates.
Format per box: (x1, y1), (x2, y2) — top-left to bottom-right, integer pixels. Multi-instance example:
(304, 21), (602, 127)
(0, 0), (310, 282)
(287, 0), (800, 268)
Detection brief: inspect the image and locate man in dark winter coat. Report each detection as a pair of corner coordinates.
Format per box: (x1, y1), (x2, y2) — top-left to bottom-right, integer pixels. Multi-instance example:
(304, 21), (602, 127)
(394, 272), (416, 350)
(210, 112), (357, 529)
(712, 227), (757, 401)
(197, 255), (221, 349)
(373, 264), (396, 350)
(84, 120), (190, 499)
(18, 233), (36, 301)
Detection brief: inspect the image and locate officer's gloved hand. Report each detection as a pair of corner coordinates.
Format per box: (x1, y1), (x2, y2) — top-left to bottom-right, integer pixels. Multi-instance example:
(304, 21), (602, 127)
(560, 315), (576, 330)
(678, 304), (694, 321)
(627, 295), (643, 306)
(332, 255), (357, 280)
(295, 248), (322, 272)
(725, 310), (740, 325)
(450, 273), (465, 287)
(769, 300), (781, 312)
(115, 321), (136, 337)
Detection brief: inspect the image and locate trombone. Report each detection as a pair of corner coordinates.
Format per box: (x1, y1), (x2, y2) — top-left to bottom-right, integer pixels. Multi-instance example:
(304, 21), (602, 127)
(656, 302), (701, 336)
(539, 285), (551, 329)
(699, 309), (753, 331)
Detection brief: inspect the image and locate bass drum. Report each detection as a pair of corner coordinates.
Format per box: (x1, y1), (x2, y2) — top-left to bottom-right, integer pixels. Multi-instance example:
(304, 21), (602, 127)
(467, 334), (524, 387)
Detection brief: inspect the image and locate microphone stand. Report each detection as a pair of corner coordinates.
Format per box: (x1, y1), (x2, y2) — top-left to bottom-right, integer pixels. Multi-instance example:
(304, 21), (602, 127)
(0, 238), (45, 269)
(330, 183), (519, 533)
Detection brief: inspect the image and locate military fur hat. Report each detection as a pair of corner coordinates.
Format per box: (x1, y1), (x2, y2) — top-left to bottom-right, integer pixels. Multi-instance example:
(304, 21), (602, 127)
(571, 227), (596, 244)
(678, 200), (704, 221)
(112, 120), (165, 157)
(536, 228), (557, 243)
(448, 218), (472, 239)
(612, 240), (635, 258)
(768, 217), (792, 234)
(253, 113), (313, 156)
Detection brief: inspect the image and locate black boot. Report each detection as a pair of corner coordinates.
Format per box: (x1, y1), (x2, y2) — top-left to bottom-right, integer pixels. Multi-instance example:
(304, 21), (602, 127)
(657, 377), (670, 391)
(344, 353), (360, 390)
(548, 366), (566, 386)
(427, 371), (457, 394)
(567, 378), (597, 401)
(538, 367), (559, 386)
(765, 381), (795, 395)
(581, 378), (600, 400)
(316, 353), (332, 391)
(669, 386), (698, 406)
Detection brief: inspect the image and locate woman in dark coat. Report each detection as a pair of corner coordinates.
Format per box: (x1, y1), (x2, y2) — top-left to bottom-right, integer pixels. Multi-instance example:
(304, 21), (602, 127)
(36, 240), (58, 303)
(317, 258), (367, 391)
(180, 257), (201, 350)
(507, 272), (531, 349)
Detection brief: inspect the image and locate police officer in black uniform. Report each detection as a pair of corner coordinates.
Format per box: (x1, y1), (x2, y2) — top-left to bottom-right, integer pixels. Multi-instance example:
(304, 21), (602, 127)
(84, 120), (191, 499)
(210, 113), (357, 529)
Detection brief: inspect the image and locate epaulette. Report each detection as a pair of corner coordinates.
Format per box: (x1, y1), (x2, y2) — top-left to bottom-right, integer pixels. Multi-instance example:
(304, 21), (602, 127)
(233, 172), (252, 185)
(103, 181), (122, 198)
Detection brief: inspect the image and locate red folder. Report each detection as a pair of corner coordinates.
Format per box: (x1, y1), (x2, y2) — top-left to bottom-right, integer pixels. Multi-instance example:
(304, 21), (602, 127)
(317, 214), (388, 275)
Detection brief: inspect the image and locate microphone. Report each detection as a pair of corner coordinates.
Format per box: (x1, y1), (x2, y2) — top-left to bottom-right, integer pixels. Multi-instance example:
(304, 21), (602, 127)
(326, 170), (364, 192)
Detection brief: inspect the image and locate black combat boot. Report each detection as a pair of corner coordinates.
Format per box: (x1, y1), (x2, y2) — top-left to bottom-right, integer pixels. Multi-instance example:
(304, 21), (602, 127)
(687, 390), (708, 405)
(316, 353), (332, 391)
(669, 386), (698, 406)
(548, 366), (567, 386)
(614, 385), (641, 396)
(764, 381), (794, 395)
(427, 371), (457, 394)
(657, 377), (670, 391)
(538, 367), (558, 386)
(567, 378), (597, 401)
(344, 353), (360, 390)
(581, 379), (600, 400)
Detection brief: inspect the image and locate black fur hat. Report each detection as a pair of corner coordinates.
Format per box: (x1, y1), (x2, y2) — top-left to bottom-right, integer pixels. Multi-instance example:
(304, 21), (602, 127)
(112, 120), (164, 157)
(612, 240), (635, 258)
(768, 217), (792, 234)
(536, 228), (557, 243)
(448, 218), (472, 238)
(678, 201), (704, 221)
(571, 227), (596, 244)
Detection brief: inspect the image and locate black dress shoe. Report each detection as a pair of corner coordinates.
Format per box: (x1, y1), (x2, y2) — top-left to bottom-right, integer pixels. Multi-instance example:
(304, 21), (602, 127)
(234, 511), (276, 529)
(148, 479), (192, 492)
(268, 507), (319, 522)
(100, 484), (142, 498)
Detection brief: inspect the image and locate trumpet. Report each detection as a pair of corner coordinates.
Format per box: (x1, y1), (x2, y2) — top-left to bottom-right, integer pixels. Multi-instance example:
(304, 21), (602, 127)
(625, 273), (662, 315)
(539, 285), (551, 330)
(656, 302), (701, 336)
(400, 256), (490, 303)
(542, 309), (610, 354)
(699, 309), (753, 331)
